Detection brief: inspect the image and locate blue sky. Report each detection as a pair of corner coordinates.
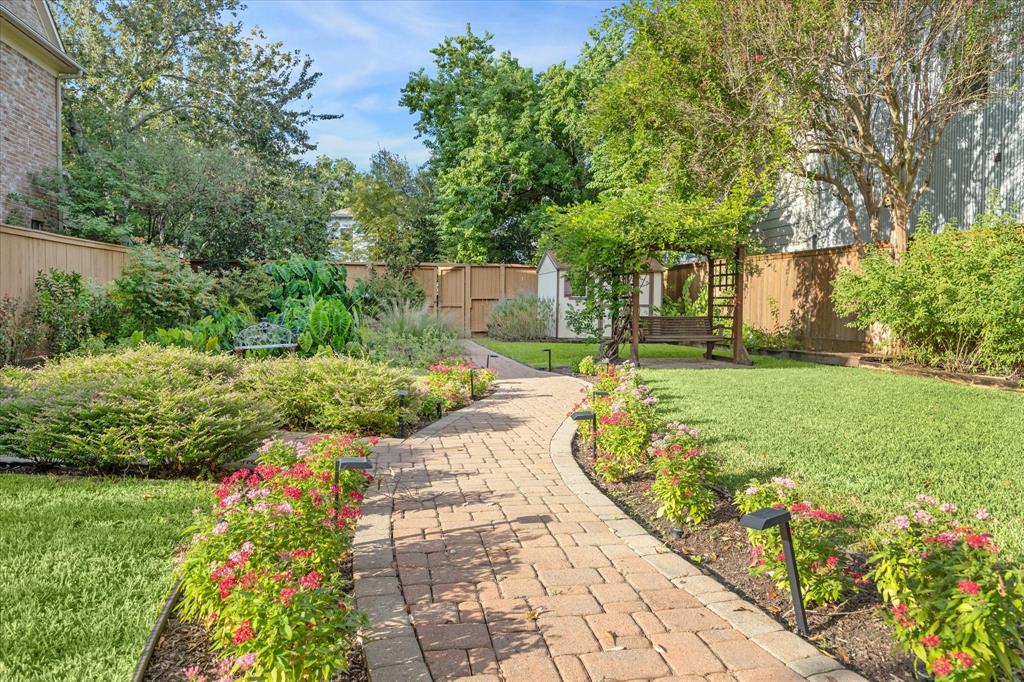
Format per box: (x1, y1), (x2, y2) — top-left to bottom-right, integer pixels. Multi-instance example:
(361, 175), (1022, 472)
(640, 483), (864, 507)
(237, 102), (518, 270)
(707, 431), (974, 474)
(239, 0), (618, 168)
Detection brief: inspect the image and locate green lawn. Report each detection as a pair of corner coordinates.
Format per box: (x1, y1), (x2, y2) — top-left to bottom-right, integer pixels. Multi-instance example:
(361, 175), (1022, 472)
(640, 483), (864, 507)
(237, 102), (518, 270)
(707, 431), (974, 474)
(0, 474), (208, 681)
(478, 339), (705, 369)
(641, 362), (1024, 557)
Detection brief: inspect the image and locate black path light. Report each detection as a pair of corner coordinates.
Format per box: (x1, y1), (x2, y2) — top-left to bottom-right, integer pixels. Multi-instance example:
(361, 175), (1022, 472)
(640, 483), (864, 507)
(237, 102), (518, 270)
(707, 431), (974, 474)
(571, 410), (598, 458)
(485, 354), (499, 369)
(592, 390), (610, 399)
(334, 457), (373, 517)
(739, 507), (809, 636)
(541, 348), (552, 372)
(396, 389), (409, 438)
(469, 368), (476, 400)
(435, 398), (443, 420)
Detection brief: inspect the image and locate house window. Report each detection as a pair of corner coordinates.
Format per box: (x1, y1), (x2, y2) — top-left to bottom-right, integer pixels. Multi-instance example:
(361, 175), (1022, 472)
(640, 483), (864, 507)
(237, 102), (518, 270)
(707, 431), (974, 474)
(31, 219), (43, 231)
(563, 276), (573, 298)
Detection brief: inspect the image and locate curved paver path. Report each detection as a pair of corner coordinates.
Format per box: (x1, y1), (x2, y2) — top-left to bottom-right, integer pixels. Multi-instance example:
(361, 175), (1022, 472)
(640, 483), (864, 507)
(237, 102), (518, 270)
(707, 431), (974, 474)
(353, 342), (865, 682)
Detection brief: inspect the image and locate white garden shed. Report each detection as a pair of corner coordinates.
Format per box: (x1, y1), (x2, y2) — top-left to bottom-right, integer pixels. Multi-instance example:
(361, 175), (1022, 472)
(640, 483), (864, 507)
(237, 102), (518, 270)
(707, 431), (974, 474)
(537, 251), (665, 339)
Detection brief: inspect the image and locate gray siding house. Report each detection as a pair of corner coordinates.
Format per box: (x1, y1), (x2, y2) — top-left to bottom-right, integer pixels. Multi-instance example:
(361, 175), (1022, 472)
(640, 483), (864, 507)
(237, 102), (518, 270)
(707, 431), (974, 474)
(753, 71), (1024, 253)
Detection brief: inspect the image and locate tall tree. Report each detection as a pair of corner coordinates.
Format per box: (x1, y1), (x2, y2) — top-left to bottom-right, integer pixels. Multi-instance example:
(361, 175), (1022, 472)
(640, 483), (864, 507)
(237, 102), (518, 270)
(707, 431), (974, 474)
(347, 150), (438, 277)
(401, 27), (588, 263)
(546, 1), (780, 362)
(54, 0), (338, 161)
(726, 0), (1024, 255)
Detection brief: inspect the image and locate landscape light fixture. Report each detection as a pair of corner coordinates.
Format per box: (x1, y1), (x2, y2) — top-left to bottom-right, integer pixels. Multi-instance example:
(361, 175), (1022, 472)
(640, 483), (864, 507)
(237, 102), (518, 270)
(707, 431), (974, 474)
(541, 348), (552, 371)
(435, 398), (443, 420)
(592, 390), (610, 398)
(396, 389), (409, 438)
(571, 410), (598, 458)
(739, 507), (809, 636)
(486, 354), (499, 369)
(469, 368), (477, 400)
(334, 457), (373, 517)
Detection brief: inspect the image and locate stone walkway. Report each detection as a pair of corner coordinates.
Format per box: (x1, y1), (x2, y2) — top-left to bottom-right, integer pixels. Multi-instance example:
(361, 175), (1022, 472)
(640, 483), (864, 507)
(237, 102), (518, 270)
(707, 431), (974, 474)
(352, 343), (862, 682)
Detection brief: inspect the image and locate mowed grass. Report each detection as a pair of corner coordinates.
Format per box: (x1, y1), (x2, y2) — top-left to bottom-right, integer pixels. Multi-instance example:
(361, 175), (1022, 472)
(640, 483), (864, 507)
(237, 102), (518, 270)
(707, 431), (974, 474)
(642, 361), (1024, 557)
(0, 474), (208, 681)
(478, 339), (704, 369)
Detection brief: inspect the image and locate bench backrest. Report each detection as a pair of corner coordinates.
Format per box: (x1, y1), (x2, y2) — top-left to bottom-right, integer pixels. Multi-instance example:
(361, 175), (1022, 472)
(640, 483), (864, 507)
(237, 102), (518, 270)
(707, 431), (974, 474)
(639, 316), (713, 335)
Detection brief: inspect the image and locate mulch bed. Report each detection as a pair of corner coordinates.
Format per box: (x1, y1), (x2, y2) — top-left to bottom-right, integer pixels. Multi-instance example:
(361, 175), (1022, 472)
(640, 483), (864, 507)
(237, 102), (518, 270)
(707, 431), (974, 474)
(571, 435), (917, 682)
(143, 557), (368, 682)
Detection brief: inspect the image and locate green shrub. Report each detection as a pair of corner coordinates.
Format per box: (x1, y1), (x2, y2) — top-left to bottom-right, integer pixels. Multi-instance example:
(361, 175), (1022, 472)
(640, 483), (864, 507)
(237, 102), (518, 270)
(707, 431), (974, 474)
(176, 434), (369, 679)
(0, 296), (43, 365)
(656, 274), (707, 317)
(833, 213), (1024, 374)
(33, 269), (117, 354)
(0, 346), (274, 474)
(112, 246), (215, 332)
(213, 261), (275, 315)
(240, 356), (422, 435)
(869, 497), (1024, 680)
(364, 302), (458, 367)
(353, 273), (426, 318)
(487, 295), (554, 340)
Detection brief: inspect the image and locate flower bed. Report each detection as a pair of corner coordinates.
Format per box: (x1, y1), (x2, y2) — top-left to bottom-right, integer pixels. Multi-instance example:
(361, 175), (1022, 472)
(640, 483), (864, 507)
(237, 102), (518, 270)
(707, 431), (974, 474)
(567, 361), (1024, 680)
(425, 360), (496, 411)
(175, 433), (372, 680)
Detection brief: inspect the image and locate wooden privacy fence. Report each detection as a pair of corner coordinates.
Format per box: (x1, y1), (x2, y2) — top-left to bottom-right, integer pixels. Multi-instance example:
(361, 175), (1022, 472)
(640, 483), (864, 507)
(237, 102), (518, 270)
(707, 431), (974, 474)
(0, 223), (129, 301)
(666, 245), (869, 352)
(341, 262), (537, 336)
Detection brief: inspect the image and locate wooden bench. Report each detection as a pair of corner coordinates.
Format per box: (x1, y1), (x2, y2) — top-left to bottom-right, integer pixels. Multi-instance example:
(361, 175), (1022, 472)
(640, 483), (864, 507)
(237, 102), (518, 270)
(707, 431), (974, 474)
(638, 316), (724, 344)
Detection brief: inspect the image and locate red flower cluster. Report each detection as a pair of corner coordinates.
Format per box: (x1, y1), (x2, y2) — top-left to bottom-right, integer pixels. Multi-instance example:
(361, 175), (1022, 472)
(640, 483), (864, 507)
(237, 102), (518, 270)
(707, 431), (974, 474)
(957, 579), (980, 595)
(232, 620), (255, 645)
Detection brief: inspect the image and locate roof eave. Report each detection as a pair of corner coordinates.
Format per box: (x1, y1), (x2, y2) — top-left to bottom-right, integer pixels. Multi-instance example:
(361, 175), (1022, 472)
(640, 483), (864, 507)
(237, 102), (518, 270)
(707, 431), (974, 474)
(0, 6), (83, 75)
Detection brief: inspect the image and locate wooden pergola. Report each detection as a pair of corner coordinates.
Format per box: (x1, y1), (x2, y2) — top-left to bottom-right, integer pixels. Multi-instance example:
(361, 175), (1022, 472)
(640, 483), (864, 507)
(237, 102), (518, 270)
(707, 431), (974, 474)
(632, 243), (751, 365)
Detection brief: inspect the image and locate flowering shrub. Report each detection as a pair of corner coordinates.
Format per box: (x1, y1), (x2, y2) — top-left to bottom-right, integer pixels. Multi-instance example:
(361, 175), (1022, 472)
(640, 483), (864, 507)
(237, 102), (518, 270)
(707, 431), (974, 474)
(575, 355), (597, 376)
(648, 423), (718, 527)
(176, 433), (372, 680)
(734, 478), (858, 605)
(576, 362), (659, 481)
(425, 360), (495, 411)
(869, 497), (1024, 681)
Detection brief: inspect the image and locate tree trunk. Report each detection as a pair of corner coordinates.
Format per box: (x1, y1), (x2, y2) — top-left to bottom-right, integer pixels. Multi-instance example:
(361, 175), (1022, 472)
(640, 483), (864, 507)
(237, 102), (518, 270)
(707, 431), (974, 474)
(600, 311), (626, 362)
(630, 272), (640, 366)
(889, 197), (911, 257)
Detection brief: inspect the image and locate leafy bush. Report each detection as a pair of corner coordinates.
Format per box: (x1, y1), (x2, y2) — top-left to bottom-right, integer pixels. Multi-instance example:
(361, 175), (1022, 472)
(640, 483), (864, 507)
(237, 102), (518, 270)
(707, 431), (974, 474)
(364, 302), (458, 367)
(743, 298), (800, 351)
(176, 434), (370, 679)
(735, 478), (858, 605)
(577, 363), (659, 481)
(575, 355), (598, 376)
(425, 360), (496, 411)
(648, 423), (718, 527)
(352, 273), (426, 318)
(833, 213), (1024, 374)
(869, 497), (1024, 681)
(33, 269), (117, 354)
(0, 297), (43, 365)
(149, 307), (257, 353)
(486, 295), (554, 341)
(0, 345), (274, 474)
(213, 262), (276, 315)
(240, 356), (422, 435)
(112, 246), (215, 332)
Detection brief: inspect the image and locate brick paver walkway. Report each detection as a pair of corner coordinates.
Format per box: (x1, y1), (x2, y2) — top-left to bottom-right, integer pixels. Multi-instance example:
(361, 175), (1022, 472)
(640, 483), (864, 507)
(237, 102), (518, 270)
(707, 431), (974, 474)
(354, 343), (855, 682)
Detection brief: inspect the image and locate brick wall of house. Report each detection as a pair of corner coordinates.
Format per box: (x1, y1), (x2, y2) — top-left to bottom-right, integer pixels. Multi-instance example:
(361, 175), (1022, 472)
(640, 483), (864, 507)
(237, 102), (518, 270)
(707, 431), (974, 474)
(0, 40), (59, 225)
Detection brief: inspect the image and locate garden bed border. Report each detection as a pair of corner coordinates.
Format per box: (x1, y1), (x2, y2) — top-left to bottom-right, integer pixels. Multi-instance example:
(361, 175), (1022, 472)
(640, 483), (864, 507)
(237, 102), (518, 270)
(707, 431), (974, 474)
(548, 377), (869, 682)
